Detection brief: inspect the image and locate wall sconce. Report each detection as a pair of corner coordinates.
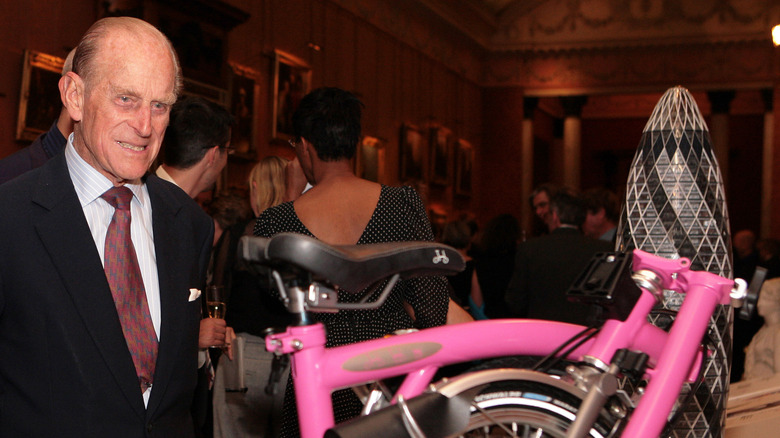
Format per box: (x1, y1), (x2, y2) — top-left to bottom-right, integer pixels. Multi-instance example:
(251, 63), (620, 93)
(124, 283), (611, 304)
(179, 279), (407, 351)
(773, 24), (780, 46)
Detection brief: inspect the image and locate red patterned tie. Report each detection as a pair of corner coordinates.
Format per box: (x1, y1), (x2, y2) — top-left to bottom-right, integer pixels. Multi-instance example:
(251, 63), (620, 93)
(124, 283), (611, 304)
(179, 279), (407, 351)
(101, 186), (158, 393)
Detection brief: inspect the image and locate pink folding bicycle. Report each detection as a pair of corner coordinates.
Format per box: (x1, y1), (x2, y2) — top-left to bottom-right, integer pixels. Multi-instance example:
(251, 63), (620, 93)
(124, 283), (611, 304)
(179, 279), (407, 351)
(239, 233), (749, 438)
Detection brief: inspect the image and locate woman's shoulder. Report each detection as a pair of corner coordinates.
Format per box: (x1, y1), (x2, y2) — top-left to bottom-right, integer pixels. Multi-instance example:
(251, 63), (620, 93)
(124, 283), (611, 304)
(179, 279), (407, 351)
(379, 184), (423, 204)
(257, 200), (295, 219)
(254, 201), (303, 237)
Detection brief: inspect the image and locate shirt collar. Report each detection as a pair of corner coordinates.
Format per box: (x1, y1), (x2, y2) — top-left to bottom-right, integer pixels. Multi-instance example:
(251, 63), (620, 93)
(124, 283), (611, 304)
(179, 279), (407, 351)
(154, 165), (178, 187)
(65, 133), (148, 208)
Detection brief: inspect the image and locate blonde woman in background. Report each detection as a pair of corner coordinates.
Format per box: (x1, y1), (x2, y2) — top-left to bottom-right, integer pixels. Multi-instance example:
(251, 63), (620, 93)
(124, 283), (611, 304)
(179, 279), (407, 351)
(249, 155), (288, 217)
(213, 156), (292, 438)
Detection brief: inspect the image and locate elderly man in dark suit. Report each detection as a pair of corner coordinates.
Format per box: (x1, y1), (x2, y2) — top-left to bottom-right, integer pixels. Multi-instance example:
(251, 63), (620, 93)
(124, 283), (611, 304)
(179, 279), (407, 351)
(505, 189), (612, 326)
(0, 17), (213, 437)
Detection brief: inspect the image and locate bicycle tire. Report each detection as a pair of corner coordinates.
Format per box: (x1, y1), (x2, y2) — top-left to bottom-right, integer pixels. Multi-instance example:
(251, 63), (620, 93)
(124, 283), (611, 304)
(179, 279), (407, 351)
(434, 367), (621, 438)
(454, 379), (616, 437)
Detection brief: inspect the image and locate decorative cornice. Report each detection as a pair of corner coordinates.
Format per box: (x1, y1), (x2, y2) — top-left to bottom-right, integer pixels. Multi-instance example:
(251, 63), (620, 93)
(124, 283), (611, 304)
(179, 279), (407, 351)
(486, 39), (775, 92)
(492, 0), (780, 52)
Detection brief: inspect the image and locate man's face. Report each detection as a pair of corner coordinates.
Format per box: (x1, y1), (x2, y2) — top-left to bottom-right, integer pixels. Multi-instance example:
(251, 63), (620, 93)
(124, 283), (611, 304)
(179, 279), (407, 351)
(583, 208), (603, 239)
(71, 31), (177, 185)
(532, 191), (551, 222)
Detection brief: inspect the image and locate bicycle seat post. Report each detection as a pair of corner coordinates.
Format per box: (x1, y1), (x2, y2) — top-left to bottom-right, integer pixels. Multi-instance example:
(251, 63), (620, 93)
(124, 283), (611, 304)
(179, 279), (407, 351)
(270, 269), (314, 326)
(288, 284), (314, 326)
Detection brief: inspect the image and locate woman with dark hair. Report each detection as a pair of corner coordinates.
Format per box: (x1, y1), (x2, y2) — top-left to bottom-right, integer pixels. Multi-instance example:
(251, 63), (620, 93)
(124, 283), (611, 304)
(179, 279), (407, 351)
(254, 87), (464, 437)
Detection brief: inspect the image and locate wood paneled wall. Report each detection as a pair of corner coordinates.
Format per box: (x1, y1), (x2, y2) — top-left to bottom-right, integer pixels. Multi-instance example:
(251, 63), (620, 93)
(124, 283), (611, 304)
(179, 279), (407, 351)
(0, 0), (483, 223)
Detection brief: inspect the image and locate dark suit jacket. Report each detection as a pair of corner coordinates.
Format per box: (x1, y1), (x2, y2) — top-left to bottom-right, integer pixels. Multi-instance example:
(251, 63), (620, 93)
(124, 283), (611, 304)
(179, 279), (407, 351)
(0, 152), (213, 437)
(0, 121), (66, 185)
(505, 227), (613, 325)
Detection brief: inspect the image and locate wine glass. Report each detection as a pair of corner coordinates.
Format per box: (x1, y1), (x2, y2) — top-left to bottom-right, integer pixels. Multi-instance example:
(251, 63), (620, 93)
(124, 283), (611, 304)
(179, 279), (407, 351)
(206, 285), (227, 350)
(206, 285), (227, 319)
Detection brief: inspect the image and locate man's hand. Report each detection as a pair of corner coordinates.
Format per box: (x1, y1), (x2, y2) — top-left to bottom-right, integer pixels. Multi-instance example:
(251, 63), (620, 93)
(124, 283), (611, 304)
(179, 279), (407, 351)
(199, 318), (226, 349)
(224, 327), (236, 361)
(198, 319), (237, 361)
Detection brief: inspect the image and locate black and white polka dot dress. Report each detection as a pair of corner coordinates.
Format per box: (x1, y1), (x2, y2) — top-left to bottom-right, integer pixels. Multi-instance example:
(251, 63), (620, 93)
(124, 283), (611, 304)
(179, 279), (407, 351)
(254, 184), (449, 437)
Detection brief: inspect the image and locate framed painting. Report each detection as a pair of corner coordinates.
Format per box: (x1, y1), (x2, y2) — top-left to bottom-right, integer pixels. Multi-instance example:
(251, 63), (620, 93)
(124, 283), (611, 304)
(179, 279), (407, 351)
(272, 50), (311, 140)
(16, 50), (65, 142)
(429, 126), (453, 186)
(400, 123), (426, 183)
(455, 139), (473, 196)
(181, 77), (229, 106)
(355, 136), (385, 183)
(229, 62), (260, 159)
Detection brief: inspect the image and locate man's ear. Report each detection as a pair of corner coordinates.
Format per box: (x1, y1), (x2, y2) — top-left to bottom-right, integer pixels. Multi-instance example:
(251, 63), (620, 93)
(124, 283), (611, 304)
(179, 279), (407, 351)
(206, 145), (221, 166)
(59, 72), (84, 122)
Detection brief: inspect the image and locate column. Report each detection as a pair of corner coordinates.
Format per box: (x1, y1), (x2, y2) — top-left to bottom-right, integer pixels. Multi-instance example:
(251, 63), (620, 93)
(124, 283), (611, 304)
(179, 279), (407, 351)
(707, 90), (735, 188)
(522, 97), (538, 239)
(560, 96), (587, 190)
(761, 89), (774, 238)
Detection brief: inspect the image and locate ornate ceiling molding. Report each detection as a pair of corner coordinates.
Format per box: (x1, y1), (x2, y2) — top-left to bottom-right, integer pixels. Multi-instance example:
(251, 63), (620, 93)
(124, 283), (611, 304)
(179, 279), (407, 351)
(486, 39), (774, 93)
(493, 0), (780, 52)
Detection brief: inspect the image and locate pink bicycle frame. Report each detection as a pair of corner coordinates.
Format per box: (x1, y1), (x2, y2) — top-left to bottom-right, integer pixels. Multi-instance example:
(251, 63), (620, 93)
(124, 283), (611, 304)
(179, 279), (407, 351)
(265, 249), (739, 438)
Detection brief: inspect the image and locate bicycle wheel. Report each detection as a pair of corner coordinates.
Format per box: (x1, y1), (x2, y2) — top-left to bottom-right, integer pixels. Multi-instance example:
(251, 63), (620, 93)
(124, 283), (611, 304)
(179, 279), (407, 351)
(437, 370), (621, 438)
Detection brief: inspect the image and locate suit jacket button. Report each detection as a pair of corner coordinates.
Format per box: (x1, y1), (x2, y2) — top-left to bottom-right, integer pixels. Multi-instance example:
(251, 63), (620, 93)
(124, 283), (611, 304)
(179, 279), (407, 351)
(147, 422), (154, 433)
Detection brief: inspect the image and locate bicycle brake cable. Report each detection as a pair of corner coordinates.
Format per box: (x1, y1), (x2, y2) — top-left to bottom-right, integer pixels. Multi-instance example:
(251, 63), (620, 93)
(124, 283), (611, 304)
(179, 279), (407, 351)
(533, 325), (600, 373)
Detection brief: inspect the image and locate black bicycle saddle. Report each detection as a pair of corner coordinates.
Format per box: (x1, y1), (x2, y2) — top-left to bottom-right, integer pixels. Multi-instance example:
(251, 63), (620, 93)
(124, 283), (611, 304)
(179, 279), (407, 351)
(239, 233), (464, 292)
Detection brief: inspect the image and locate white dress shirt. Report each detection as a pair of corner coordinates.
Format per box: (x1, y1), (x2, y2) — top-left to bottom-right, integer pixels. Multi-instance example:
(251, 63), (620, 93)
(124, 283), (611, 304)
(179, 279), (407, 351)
(65, 136), (160, 406)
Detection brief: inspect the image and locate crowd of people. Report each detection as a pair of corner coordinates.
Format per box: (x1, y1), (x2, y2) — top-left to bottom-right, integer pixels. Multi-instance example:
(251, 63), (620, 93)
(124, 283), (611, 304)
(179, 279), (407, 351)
(0, 15), (776, 438)
(437, 183), (617, 326)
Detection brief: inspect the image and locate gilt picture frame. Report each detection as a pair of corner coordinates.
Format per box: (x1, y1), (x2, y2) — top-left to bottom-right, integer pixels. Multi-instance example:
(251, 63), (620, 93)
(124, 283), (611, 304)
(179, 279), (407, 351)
(355, 136), (385, 183)
(16, 50), (64, 142)
(455, 139), (473, 196)
(429, 126), (453, 186)
(229, 62), (260, 159)
(272, 50), (311, 140)
(400, 123), (426, 183)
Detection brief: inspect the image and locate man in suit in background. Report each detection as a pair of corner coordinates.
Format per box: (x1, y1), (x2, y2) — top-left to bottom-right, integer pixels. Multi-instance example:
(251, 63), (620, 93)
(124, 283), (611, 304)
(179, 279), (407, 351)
(506, 189), (612, 325)
(529, 182), (560, 236)
(0, 17), (213, 437)
(155, 95), (237, 437)
(155, 96), (234, 200)
(581, 187), (619, 244)
(0, 48), (76, 184)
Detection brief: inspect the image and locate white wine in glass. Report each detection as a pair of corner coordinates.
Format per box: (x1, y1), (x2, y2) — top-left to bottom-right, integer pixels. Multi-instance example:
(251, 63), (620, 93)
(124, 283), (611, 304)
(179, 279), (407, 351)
(207, 300), (226, 319)
(206, 285), (227, 319)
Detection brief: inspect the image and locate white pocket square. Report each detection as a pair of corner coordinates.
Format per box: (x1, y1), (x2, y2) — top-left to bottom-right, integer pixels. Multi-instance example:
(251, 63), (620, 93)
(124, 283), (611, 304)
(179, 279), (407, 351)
(189, 288), (201, 302)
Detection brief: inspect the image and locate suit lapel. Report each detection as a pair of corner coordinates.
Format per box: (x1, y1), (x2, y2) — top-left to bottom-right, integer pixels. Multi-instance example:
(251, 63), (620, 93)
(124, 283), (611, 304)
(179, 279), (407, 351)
(32, 155), (146, 417)
(144, 175), (188, 415)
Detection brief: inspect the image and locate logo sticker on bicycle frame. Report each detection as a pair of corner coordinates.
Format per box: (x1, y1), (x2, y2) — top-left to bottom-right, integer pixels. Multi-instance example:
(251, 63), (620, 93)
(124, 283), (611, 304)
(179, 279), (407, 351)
(342, 342), (443, 371)
(432, 250), (449, 264)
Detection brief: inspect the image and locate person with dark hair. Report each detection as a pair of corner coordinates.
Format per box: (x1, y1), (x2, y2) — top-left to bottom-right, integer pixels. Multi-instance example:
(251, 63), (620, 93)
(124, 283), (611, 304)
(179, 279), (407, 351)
(440, 219), (485, 320)
(0, 17), (213, 437)
(758, 238), (780, 280)
(254, 87), (462, 437)
(156, 96), (235, 198)
(472, 213), (521, 319)
(505, 189), (612, 325)
(530, 182), (560, 235)
(581, 187), (619, 243)
(154, 95), (236, 438)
